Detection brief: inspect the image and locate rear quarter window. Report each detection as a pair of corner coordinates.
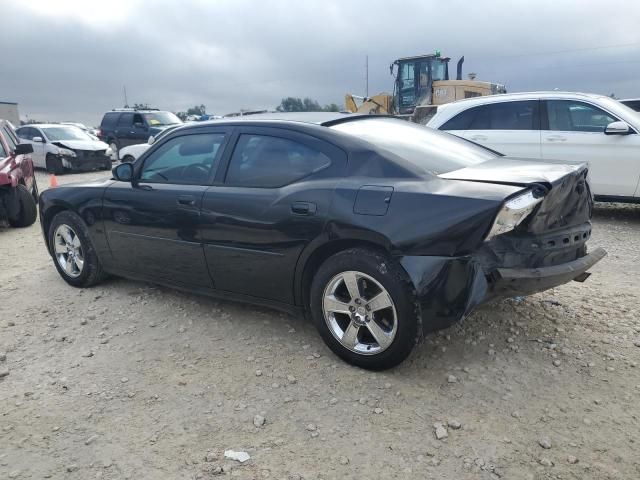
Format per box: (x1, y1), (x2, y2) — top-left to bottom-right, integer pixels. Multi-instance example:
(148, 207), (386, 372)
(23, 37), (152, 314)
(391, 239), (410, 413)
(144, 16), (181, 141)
(101, 113), (119, 128)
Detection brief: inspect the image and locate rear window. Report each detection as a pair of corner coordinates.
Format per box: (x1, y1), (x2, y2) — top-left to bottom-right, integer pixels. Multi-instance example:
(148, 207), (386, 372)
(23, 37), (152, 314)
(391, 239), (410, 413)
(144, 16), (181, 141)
(330, 118), (498, 175)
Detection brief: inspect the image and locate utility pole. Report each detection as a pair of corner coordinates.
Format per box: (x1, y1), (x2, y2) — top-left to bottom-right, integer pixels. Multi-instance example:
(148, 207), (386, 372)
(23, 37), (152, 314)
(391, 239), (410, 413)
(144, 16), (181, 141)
(365, 55), (369, 97)
(123, 85), (129, 108)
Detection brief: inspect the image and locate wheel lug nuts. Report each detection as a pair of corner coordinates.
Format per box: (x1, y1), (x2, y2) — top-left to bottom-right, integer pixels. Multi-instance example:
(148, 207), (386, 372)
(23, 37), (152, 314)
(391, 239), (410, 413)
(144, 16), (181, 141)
(349, 306), (355, 312)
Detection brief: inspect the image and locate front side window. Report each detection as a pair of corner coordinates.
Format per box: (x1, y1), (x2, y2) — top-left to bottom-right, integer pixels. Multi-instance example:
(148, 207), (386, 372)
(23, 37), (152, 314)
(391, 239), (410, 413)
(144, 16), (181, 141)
(16, 127), (32, 140)
(0, 137), (7, 157)
(547, 100), (618, 132)
(225, 134), (331, 188)
(140, 133), (225, 185)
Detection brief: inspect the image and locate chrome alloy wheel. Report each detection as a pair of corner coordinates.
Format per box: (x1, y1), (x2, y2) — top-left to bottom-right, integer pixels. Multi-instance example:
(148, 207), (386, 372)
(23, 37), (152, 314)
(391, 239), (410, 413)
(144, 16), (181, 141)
(322, 271), (397, 355)
(53, 224), (84, 278)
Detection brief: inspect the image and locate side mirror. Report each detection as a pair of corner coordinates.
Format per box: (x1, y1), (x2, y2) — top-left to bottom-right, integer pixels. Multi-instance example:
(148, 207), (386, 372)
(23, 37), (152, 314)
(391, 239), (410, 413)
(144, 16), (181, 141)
(14, 143), (34, 155)
(604, 121), (631, 135)
(112, 162), (133, 182)
(147, 135), (155, 144)
(32, 136), (44, 143)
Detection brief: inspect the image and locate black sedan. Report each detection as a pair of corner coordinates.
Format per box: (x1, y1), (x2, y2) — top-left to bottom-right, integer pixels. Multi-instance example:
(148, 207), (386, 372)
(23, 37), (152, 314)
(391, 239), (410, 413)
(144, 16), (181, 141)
(38, 113), (606, 370)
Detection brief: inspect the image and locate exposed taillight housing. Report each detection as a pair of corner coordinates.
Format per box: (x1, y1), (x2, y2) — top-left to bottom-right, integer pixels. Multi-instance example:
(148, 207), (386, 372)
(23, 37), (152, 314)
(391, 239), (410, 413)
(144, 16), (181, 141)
(485, 189), (544, 240)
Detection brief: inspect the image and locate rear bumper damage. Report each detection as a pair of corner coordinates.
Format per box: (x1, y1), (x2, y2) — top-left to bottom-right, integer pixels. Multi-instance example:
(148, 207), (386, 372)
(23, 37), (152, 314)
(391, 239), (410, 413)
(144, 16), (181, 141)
(399, 245), (606, 334)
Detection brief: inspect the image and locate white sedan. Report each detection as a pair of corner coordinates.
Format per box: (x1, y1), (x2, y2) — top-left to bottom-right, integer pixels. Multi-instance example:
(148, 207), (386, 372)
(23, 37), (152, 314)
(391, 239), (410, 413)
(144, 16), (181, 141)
(427, 92), (640, 202)
(118, 124), (181, 163)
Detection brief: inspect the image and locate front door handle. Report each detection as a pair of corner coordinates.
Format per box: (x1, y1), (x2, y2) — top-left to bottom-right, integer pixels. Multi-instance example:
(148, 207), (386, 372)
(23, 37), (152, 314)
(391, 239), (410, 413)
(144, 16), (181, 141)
(291, 201), (317, 215)
(546, 135), (567, 142)
(177, 195), (196, 206)
(470, 135), (488, 142)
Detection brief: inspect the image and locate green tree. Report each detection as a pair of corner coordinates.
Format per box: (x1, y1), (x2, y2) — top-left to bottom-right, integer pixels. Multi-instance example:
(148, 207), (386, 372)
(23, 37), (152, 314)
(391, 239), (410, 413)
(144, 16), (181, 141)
(277, 97), (342, 112)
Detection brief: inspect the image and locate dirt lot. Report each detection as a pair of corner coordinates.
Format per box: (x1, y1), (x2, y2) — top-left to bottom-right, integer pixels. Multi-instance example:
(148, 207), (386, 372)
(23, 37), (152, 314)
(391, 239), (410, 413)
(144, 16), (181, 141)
(1, 170), (639, 480)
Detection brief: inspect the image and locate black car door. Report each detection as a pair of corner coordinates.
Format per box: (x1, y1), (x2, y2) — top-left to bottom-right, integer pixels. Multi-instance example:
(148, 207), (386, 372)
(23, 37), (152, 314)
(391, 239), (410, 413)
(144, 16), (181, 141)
(200, 126), (346, 304)
(115, 112), (135, 147)
(102, 128), (230, 287)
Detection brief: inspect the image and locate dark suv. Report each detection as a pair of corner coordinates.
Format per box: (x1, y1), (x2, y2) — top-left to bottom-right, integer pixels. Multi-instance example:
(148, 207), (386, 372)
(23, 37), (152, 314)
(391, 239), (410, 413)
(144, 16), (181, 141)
(97, 109), (182, 160)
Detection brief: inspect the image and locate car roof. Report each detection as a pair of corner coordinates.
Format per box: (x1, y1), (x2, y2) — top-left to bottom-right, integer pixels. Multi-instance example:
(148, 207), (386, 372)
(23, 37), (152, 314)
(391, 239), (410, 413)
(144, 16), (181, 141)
(439, 91), (611, 109)
(18, 124), (79, 129)
(203, 111), (354, 125)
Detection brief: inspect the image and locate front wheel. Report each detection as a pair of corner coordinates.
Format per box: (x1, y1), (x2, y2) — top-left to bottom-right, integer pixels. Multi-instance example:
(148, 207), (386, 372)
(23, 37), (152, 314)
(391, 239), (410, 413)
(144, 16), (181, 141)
(48, 210), (107, 287)
(309, 248), (419, 370)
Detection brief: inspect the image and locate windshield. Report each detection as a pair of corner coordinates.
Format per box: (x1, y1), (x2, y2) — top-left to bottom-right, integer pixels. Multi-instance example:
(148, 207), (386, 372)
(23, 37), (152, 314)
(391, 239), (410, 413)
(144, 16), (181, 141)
(143, 112), (181, 126)
(41, 126), (94, 142)
(330, 117), (498, 175)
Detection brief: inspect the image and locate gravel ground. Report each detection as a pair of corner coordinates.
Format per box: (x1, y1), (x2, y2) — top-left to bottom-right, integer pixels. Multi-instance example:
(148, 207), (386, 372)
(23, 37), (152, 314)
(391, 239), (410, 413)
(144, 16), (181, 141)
(1, 170), (639, 480)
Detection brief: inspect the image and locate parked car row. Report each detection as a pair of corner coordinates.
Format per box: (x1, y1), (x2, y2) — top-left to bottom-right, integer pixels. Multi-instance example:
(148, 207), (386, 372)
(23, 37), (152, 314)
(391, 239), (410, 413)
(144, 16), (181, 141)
(38, 113), (605, 369)
(0, 119), (38, 228)
(427, 92), (640, 202)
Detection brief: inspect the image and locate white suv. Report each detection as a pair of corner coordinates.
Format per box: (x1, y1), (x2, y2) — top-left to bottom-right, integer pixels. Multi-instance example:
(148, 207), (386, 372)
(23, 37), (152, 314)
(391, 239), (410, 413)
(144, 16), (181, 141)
(427, 92), (640, 202)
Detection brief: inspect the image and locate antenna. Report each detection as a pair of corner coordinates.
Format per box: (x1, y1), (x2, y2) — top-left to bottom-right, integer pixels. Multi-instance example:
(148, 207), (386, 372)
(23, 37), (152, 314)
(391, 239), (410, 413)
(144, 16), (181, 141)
(123, 85), (129, 108)
(365, 55), (369, 97)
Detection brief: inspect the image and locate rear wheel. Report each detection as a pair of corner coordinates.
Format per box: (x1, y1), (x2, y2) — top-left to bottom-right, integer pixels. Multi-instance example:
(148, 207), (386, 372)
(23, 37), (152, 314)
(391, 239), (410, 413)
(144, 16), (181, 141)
(309, 248), (419, 370)
(48, 210), (106, 287)
(8, 184), (37, 228)
(46, 154), (64, 175)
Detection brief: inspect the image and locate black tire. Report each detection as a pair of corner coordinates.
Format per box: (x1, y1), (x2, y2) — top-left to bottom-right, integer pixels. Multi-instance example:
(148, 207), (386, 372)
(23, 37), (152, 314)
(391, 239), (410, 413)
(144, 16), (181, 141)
(48, 210), (107, 288)
(46, 154), (64, 175)
(309, 247), (419, 370)
(101, 160), (112, 170)
(121, 155), (135, 163)
(8, 184), (37, 228)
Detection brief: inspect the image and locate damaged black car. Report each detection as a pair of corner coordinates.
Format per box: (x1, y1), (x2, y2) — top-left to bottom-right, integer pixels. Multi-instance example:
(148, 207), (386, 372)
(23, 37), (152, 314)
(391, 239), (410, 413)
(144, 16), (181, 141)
(38, 113), (606, 369)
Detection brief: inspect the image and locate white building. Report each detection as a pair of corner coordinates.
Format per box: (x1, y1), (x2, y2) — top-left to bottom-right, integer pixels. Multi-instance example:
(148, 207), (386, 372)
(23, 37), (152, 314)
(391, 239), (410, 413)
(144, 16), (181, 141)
(0, 101), (20, 126)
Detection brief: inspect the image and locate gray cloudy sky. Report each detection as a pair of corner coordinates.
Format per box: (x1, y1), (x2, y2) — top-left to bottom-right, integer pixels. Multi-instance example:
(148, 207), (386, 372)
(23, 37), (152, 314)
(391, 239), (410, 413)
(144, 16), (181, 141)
(2, 0), (639, 125)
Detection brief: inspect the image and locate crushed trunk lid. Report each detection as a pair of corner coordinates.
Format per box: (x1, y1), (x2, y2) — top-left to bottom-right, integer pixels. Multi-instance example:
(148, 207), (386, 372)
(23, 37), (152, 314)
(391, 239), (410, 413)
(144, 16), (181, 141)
(440, 157), (592, 233)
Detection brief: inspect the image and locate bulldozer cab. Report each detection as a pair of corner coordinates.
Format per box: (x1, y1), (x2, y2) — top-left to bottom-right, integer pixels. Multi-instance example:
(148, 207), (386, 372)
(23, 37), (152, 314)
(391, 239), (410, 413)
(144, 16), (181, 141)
(393, 54), (450, 114)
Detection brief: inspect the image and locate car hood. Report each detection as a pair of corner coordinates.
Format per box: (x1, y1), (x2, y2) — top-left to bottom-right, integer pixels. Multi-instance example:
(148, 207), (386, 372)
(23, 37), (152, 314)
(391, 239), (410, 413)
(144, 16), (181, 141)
(438, 157), (586, 188)
(52, 140), (109, 151)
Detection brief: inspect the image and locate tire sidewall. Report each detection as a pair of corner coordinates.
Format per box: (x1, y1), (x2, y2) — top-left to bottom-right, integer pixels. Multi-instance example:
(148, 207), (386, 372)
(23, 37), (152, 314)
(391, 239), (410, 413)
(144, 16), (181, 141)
(48, 211), (104, 288)
(8, 184), (37, 228)
(309, 248), (418, 370)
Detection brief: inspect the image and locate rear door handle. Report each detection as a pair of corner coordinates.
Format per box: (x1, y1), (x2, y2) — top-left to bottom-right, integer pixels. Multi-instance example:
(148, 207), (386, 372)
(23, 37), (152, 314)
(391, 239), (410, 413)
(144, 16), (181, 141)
(177, 195), (196, 206)
(546, 135), (567, 142)
(291, 201), (316, 215)
(470, 135), (488, 142)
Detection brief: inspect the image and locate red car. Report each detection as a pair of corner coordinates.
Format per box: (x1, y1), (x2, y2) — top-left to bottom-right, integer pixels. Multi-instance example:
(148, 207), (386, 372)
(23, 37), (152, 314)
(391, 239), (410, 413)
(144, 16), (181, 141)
(0, 119), (38, 227)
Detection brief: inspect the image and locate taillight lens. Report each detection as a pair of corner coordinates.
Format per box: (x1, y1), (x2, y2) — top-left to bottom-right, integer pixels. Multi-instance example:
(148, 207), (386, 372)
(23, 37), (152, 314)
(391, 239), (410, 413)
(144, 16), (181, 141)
(486, 189), (544, 240)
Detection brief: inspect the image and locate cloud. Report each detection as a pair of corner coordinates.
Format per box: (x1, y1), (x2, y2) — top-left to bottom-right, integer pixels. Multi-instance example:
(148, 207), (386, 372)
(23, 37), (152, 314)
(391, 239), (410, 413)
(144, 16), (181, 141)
(1, 0), (639, 125)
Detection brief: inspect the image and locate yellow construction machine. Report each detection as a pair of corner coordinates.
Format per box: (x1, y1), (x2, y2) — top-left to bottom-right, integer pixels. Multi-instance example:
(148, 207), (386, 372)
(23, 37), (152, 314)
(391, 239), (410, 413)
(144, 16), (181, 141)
(345, 52), (506, 123)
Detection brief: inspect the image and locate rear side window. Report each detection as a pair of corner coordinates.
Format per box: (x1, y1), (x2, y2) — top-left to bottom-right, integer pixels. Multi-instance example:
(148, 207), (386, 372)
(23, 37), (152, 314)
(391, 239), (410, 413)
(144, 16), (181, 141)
(546, 100), (618, 132)
(101, 112), (119, 128)
(225, 134), (331, 188)
(442, 101), (538, 131)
